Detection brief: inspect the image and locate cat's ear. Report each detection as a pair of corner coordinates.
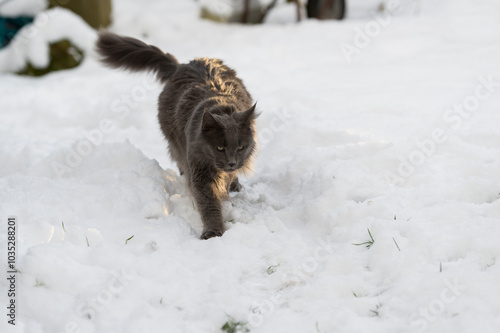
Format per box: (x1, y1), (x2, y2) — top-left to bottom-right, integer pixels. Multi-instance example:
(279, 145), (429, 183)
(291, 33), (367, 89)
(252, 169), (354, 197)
(236, 103), (258, 127)
(202, 112), (222, 132)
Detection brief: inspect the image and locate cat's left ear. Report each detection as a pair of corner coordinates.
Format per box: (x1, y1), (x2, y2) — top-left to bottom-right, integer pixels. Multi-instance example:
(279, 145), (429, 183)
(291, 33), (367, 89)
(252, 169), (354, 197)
(236, 103), (258, 127)
(202, 112), (222, 132)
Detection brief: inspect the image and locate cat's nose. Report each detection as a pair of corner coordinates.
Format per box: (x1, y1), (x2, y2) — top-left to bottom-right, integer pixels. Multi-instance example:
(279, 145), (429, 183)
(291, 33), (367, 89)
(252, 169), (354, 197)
(228, 162), (236, 168)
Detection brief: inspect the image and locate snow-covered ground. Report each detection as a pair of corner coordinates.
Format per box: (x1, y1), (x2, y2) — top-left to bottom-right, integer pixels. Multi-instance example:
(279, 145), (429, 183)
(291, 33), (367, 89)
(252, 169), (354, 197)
(1, 0), (500, 332)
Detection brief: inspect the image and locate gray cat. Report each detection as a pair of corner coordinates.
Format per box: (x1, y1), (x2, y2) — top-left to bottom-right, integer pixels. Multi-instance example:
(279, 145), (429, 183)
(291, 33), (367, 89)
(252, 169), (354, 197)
(96, 32), (258, 239)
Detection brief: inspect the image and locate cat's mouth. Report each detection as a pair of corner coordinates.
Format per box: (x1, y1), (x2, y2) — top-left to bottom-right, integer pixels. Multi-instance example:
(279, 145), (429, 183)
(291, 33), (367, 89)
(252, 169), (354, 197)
(217, 163), (241, 173)
(223, 166), (238, 172)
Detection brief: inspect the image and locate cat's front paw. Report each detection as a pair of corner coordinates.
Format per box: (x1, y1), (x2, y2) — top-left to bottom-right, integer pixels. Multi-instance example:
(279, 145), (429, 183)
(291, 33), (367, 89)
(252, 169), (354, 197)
(200, 228), (224, 240)
(229, 178), (243, 192)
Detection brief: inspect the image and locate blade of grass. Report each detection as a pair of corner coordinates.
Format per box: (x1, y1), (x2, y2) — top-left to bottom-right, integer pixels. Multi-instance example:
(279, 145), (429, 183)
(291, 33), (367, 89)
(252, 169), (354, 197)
(353, 228), (375, 249)
(392, 237), (401, 251)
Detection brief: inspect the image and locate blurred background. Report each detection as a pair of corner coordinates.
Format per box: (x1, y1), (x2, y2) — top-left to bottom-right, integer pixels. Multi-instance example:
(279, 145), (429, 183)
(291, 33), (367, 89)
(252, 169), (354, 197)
(0, 0), (426, 76)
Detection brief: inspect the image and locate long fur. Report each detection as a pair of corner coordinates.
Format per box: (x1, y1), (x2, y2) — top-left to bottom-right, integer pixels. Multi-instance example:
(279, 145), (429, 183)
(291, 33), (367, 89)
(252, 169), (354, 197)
(95, 31), (179, 83)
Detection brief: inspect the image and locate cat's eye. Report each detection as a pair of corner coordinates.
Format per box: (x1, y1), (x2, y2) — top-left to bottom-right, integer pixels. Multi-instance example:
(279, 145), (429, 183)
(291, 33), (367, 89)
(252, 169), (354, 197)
(217, 146), (225, 151)
(238, 146), (244, 150)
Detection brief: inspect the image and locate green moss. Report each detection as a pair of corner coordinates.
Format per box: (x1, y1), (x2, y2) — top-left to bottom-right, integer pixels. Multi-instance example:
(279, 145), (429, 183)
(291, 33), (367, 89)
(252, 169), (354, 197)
(221, 316), (250, 333)
(17, 39), (83, 77)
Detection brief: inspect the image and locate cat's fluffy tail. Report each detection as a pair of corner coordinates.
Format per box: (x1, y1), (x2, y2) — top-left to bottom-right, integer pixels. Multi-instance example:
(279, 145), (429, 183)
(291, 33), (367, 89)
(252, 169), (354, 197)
(95, 31), (178, 84)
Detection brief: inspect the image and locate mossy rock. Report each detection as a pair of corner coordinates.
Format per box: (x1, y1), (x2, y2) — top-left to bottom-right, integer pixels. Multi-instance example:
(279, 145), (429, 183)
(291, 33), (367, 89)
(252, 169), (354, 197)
(17, 39), (83, 77)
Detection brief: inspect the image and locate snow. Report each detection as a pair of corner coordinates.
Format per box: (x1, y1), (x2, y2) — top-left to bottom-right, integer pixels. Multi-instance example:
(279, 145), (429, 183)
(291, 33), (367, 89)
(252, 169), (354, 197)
(1, 0), (500, 332)
(0, 0), (46, 17)
(198, 0), (276, 17)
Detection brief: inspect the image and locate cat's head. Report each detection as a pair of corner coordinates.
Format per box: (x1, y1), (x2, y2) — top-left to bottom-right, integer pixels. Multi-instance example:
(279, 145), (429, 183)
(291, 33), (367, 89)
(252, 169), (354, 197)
(202, 104), (257, 173)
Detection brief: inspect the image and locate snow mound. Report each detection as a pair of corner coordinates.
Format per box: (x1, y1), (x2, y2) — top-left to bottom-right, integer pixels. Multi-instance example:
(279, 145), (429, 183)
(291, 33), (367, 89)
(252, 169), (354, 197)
(0, 7), (96, 72)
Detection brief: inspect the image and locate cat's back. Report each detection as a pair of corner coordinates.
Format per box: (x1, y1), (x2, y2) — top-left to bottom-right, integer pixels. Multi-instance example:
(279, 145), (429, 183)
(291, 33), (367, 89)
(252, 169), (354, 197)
(189, 57), (238, 83)
(170, 58), (248, 98)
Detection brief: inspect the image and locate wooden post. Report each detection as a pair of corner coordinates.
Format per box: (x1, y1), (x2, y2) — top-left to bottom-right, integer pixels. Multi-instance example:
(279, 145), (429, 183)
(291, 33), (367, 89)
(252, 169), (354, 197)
(49, 0), (112, 29)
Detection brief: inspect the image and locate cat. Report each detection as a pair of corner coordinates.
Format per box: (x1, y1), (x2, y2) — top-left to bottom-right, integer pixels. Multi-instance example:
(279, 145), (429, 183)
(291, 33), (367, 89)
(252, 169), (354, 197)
(95, 31), (258, 240)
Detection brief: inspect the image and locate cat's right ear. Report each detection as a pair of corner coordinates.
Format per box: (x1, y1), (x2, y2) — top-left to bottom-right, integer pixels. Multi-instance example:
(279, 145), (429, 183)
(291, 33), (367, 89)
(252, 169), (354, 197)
(202, 112), (221, 132)
(236, 103), (258, 128)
